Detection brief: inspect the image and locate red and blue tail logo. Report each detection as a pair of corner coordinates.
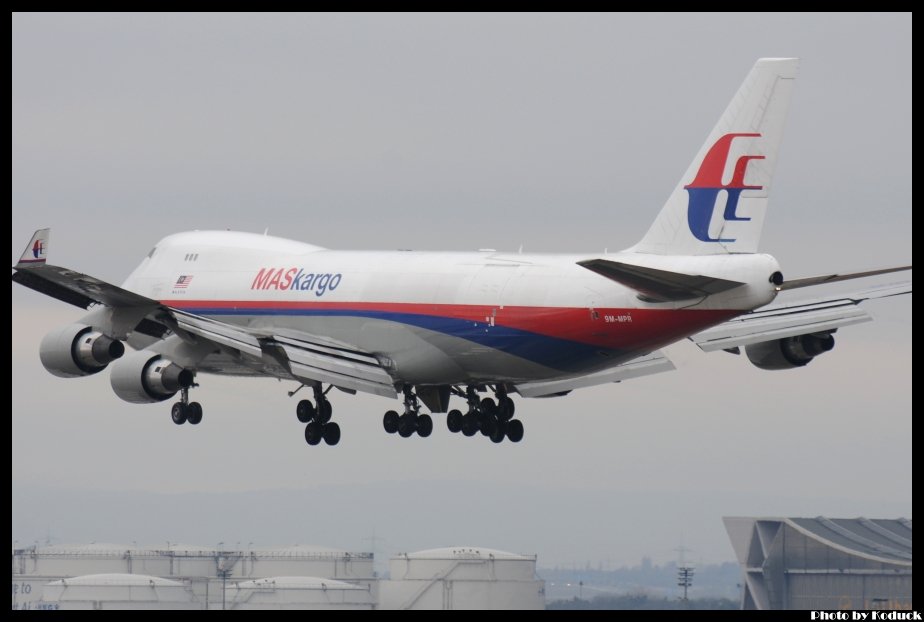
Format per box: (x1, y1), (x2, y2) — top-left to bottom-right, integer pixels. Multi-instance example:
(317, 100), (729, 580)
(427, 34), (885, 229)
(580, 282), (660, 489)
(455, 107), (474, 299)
(32, 239), (45, 259)
(685, 133), (763, 243)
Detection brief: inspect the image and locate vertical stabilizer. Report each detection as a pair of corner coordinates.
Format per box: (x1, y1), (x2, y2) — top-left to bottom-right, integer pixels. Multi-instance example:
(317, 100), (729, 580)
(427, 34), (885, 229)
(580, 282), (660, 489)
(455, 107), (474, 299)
(632, 58), (798, 255)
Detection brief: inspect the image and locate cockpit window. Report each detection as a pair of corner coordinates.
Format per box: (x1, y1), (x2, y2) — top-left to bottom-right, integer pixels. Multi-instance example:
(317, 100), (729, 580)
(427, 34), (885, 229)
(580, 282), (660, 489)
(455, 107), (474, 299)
(147, 247), (157, 259)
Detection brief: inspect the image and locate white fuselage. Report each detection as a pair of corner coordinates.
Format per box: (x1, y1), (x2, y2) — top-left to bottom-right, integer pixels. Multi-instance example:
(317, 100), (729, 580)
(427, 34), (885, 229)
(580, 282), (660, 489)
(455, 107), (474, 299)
(122, 231), (779, 385)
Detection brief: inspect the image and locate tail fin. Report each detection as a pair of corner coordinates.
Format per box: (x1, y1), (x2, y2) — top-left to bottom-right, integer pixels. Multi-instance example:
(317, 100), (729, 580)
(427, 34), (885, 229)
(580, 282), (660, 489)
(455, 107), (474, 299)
(632, 58), (798, 255)
(16, 228), (50, 266)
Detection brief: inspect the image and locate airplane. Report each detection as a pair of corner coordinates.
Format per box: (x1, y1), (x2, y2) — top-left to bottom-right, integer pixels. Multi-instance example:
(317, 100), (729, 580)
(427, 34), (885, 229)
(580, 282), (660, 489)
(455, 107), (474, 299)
(12, 58), (911, 447)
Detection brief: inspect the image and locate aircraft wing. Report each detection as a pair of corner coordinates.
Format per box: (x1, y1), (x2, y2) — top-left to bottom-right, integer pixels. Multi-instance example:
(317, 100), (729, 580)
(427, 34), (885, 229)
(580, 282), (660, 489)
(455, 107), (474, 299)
(171, 309), (398, 398)
(513, 350), (675, 398)
(12, 238), (399, 398)
(690, 282), (911, 352)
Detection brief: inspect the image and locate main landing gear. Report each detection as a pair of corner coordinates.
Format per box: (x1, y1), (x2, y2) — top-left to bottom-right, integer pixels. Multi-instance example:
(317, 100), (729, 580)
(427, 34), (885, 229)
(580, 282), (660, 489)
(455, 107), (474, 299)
(384, 385), (524, 443)
(446, 386), (523, 443)
(171, 386), (203, 426)
(294, 385), (340, 446)
(382, 387), (433, 439)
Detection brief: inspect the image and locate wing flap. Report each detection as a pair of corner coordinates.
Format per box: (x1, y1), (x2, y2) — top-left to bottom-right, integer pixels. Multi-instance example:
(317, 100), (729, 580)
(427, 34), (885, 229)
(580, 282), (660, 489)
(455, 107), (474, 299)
(170, 311), (398, 397)
(577, 259), (744, 302)
(278, 338), (397, 398)
(514, 350), (675, 398)
(171, 309), (264, 358)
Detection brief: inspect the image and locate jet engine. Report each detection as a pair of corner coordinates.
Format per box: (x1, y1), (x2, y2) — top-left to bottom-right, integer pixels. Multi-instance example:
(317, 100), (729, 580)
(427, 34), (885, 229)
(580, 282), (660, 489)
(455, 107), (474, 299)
(39, 323), (125, 378)
(110, 349), (194, 403)
(745, 332), (835, 370)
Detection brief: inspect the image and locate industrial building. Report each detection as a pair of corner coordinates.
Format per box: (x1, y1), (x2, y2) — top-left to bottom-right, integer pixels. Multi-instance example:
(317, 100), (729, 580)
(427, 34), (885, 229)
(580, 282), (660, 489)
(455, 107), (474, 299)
(12, 543), (544, 610)
(724, 516), (912, 610)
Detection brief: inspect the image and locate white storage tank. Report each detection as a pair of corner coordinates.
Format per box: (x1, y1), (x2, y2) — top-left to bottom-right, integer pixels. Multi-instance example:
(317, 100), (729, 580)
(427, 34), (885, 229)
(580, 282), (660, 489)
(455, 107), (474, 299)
(379, 547), (545, 610)
(12, 542), (375, 609)
(228, 576), (374, 610)
(244, 545), (375, 586)
(39, 574), (199, 610)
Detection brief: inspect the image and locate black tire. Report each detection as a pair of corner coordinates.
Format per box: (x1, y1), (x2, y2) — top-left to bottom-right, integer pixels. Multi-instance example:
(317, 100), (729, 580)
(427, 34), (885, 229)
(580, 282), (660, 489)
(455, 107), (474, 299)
(417, 414), (433, 437)
(323, 422), (341, 446)
(461, 413), (479, 437)
(480, 397), (497, 417)
(383, 410), (400, 434)
(479, 416), (497, 437)
(446, 409), (463, 433)
(490, 424), (506, 443)
(506, 419), (524, 443)
(398, 413), (416, 438)
(296, 399), (315, 423)
(317, 399), (332, 424)
(305, 421), (323, 446)
(498, 397), (515, 421)
(171, 402), (187, 425)
(186, 402), (203, 425)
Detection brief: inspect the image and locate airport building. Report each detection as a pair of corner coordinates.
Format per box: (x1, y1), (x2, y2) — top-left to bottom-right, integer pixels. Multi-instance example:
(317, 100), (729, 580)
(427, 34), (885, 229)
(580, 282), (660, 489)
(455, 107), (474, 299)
(12, 543), (544, 610)
(724, 517), (912, 610)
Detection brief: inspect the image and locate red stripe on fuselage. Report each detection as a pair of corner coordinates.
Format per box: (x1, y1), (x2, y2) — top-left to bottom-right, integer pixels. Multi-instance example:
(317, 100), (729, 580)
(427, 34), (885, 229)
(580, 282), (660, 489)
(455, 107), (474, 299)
(163, 300), (740, 353)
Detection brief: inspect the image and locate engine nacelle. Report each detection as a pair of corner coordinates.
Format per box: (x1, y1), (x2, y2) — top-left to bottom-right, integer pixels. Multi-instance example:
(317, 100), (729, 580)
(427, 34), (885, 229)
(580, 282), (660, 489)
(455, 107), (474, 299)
(110, 349), (194, 404)
(745, 332), (836, 370)
(39, 323), (125, 378)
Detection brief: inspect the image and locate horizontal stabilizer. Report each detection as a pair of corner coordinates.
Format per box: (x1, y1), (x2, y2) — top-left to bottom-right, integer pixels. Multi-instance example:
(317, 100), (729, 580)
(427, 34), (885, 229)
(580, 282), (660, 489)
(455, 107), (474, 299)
(514, 350), (674, 398)
(577, 259), (744, 302)
(780, 265), (912, 291)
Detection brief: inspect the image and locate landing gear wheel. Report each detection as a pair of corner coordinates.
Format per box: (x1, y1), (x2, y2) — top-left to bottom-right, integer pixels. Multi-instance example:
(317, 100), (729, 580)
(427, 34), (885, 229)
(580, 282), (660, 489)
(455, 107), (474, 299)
(305, 421), (323, 446)
(317, 400), (332, 424)
(446, 409), (463, 433)
(171, 402), (188, 425)
(186, 402), (203, 425)
(461, 413), (479, 437)
(506, 419), (524, 443)
(417, 414), (433, 438)
(490, 423), (506, 444)
(383, 410), (400, 434)
(398, 414), (416, 438)
(479, 416), (497, 437)
(296, 399), (315, 423)
(480, 397), (497, 417)
(323, 422), (341, 446)
(498, 396), (515, 421)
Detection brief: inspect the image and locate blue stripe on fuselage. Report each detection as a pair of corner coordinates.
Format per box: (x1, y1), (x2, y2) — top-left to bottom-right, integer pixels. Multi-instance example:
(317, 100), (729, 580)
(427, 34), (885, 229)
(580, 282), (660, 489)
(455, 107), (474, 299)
(180, 306), (616, 372)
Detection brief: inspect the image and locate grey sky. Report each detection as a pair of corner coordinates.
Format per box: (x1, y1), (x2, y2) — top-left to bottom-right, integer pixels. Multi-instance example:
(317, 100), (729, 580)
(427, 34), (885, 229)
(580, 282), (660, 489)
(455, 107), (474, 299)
(12, 13), (911, 567)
